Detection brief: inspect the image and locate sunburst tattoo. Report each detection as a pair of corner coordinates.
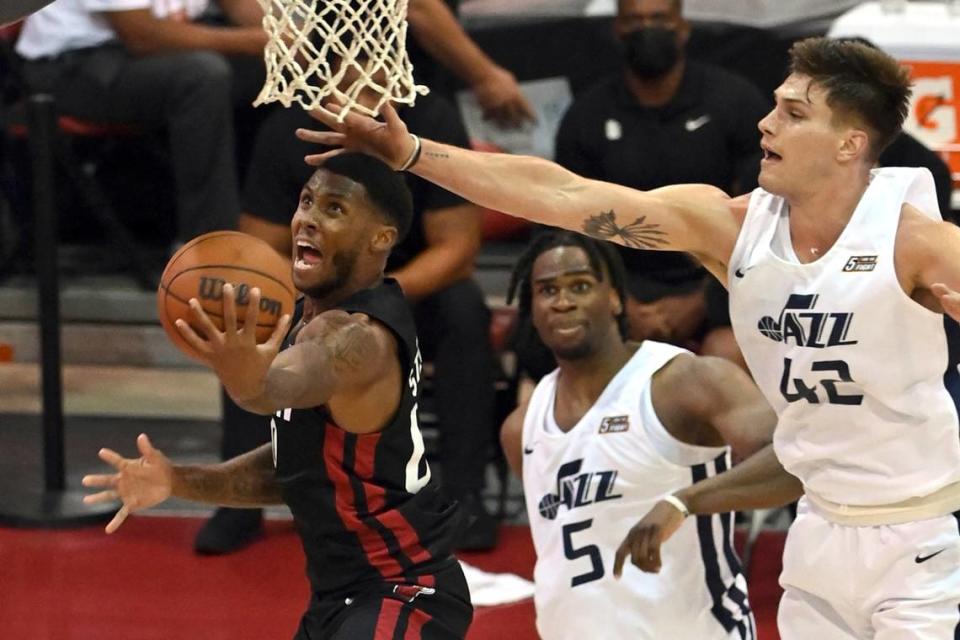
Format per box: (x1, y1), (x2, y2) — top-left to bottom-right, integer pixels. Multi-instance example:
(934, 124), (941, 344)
(581, 210), (668, 249)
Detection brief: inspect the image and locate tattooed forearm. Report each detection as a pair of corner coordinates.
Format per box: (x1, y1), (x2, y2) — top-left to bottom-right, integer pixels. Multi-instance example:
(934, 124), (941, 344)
(172, 445), (283, 507)
(581, 210), (669, 249)
(424, 150), (450, 160)
(252, 312), (389, 411)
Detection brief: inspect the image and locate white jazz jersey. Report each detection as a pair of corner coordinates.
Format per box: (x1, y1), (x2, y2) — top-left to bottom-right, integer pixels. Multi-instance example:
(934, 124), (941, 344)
(729, 167), (960, 506)
(522, 341), (755, 640)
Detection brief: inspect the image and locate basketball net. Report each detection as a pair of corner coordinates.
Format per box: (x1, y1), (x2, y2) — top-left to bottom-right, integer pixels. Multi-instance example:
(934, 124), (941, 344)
(254, 0), (428, 120)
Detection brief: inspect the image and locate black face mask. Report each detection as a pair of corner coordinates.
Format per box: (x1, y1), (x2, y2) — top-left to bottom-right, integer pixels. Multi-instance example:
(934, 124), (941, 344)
(621, 27), (680, 79)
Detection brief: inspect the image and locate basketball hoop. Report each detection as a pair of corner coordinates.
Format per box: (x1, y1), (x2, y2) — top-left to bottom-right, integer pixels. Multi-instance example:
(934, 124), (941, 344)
(254, 0), (428, 120)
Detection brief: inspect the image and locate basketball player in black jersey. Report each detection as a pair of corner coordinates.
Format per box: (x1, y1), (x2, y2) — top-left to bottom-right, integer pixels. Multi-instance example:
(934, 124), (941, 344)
(81, 153), (473, 640)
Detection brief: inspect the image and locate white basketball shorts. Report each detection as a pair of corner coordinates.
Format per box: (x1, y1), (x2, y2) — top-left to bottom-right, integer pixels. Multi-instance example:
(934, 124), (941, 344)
(778, 498), (960, 639)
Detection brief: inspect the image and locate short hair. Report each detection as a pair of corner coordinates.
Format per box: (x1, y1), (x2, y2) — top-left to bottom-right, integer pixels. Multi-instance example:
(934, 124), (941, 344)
(507, 230), (630, 367)
(320, 153), (413, 242)
(789, 36), (911, 160)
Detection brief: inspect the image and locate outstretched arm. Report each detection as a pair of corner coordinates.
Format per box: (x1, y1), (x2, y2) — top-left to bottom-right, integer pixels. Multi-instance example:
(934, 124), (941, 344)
(172, 444), (282, 507)
(299, 104), (744, 279)
(83, 435), (282, 533)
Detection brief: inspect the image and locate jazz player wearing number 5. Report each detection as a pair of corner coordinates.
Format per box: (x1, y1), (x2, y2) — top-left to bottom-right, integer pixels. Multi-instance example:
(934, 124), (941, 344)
(498, 230), (789, 639)
(303, 35), (960, 639)
(81, 153), (473, 640)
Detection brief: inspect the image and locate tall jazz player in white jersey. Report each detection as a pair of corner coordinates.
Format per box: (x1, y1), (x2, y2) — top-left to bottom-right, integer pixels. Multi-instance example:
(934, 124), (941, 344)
(496, 230), (791, 640)
(303, 34), (960, 639)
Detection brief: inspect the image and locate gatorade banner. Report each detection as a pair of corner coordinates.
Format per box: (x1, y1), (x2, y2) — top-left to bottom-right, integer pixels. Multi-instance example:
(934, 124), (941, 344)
(903, 61), (960, 189)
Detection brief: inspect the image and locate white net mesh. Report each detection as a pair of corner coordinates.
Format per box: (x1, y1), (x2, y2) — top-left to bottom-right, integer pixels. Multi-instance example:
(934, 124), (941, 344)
(254, 0), (428, 120)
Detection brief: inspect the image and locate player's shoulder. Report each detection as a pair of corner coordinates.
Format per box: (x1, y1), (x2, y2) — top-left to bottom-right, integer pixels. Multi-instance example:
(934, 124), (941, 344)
(728, 191), (752, 224)
(298, 309), (375, 341)
(652, 350), (699, 387)
(653, 352), (743, 414)
(896, 203), (960, 264)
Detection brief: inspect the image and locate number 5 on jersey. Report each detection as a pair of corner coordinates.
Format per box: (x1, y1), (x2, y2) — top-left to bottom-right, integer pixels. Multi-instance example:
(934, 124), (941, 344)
(563, 519), (604, 587)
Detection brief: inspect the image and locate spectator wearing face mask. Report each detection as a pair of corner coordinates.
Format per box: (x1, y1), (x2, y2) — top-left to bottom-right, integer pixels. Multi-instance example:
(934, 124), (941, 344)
(553, 0), (769, 362)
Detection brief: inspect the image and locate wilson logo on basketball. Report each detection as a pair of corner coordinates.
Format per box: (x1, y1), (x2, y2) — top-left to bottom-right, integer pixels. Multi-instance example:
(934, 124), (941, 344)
(197, 277), (283, 318)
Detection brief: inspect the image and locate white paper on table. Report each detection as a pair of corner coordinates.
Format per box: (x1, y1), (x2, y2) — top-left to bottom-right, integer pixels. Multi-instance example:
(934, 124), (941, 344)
(457, 76), (573, 160)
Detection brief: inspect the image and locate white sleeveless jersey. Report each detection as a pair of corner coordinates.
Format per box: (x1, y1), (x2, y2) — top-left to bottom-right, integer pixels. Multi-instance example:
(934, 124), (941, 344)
(522, 342), (755, 640)
(729, 167), (960, 506)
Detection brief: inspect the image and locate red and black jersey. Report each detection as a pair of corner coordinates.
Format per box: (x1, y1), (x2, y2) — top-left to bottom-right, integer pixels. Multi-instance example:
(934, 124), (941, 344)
(271, 279), (463, 597)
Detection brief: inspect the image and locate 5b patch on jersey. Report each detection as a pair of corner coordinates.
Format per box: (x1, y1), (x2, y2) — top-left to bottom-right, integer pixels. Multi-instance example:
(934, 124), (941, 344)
(598, 415), (629, 434)
(843, 255), (878, 272)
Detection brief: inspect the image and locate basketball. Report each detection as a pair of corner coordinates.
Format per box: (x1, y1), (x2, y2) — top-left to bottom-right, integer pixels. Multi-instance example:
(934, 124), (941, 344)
(157, 231), (296, 362)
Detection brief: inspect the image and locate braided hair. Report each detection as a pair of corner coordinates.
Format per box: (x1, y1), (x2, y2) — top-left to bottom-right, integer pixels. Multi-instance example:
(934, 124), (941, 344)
(507, 230), (630, 378)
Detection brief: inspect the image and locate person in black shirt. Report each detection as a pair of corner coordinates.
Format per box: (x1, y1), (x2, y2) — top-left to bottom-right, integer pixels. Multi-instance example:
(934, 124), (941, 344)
(82, 153), (473, 640)
(554, 0), (769, 353)
(196, 89), (500, 554)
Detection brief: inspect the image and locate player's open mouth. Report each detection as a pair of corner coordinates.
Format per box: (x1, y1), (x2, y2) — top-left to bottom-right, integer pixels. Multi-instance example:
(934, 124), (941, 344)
(294, 240), (324, 270)
(761, 145), (782, 162)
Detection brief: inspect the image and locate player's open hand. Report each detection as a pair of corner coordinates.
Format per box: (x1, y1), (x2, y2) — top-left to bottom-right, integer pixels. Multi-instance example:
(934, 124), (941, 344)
(613, 499), (686, 577)
(932, 283), (960, 322)
(175, 283), (291, 404)
(82, 434), (173, 533)
(298, 101), (416, 170)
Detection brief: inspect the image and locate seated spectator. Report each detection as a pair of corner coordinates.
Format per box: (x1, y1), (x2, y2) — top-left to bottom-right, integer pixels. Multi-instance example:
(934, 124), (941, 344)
(15, 0), (268, 248)
(406, 0), (534, 127)
(554, 0), (769, 356)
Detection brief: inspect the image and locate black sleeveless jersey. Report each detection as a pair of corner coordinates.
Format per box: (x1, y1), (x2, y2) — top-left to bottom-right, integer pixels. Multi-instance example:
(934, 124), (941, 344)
(270, 279), (463, 596)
